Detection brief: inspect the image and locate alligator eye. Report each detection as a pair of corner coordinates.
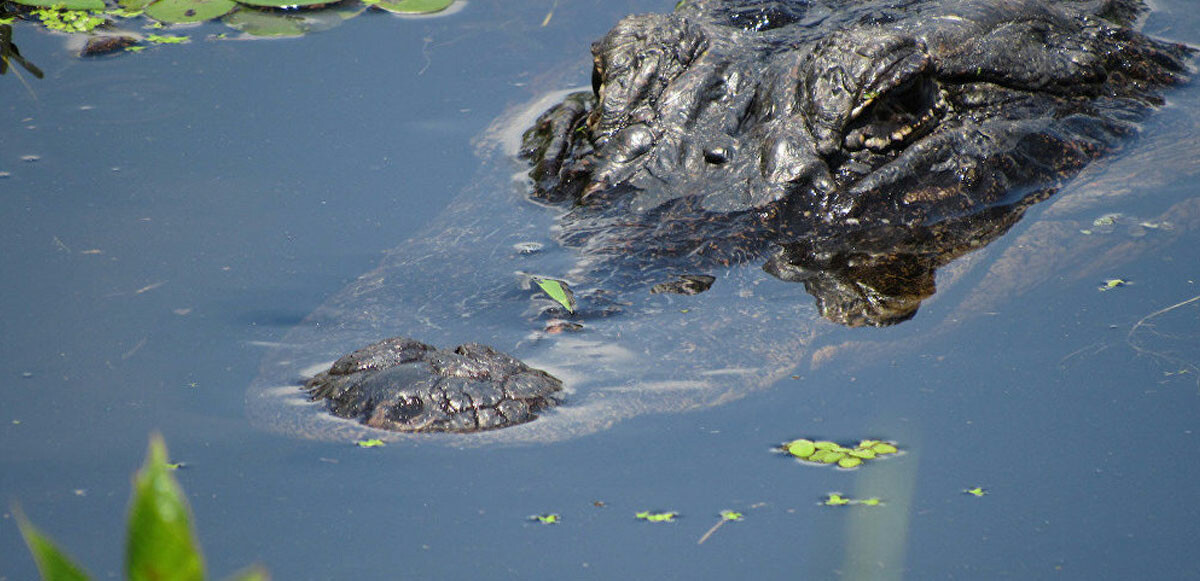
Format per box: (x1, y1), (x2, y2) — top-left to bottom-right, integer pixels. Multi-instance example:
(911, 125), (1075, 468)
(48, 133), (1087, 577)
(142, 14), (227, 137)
(385, 396), (424, 423)
(844, 74), (945, 152)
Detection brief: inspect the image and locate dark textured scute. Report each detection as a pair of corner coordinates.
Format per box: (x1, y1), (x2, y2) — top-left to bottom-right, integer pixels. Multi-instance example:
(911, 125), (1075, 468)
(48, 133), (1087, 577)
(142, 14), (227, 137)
(305, 338), (562, 433)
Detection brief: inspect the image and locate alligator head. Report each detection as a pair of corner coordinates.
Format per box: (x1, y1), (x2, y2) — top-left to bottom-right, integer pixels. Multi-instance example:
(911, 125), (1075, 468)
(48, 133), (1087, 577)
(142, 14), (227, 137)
(523, 0), (1191, 325)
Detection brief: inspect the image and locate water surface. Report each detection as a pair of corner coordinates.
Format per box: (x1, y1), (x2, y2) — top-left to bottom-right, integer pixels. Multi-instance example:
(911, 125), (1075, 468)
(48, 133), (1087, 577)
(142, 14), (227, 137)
(2, 1), (1199, 578)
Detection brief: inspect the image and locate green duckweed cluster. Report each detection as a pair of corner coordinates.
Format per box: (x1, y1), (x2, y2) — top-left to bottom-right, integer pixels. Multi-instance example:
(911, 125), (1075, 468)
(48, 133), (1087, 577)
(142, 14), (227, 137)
(782, 438), (900, 469)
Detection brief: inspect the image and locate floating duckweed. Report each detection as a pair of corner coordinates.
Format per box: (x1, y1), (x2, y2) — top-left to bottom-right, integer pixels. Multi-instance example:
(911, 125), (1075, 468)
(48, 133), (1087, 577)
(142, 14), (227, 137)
(782, 437), (900, 469)
(719, 510), (742, 521)
(837, 456), (863, 469)
(1100, 278), (1129, 291)
(823, 493), (882, 507)
(823, 494), (850, 506)
(965, 487), (988, 497)
(531, 513), (559, 524)
(786, 439), (815, 458)
(31, 8), (106, 33)
(146, 33), (190, 44)
(636, 511), (677, 523)
(354, 438), (384, 448)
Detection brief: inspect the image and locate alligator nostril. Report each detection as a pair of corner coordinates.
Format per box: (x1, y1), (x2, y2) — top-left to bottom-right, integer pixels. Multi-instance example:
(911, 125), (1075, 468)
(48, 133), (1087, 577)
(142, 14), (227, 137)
(704, 147), (729, 165)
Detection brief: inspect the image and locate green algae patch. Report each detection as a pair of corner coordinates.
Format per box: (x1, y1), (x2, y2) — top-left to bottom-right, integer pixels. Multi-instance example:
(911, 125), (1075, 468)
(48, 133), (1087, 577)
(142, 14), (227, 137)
(145, 0), (236, 23)
(636, 510), (678, 523)
(533, 277), (576, 314)
(782, 438), (900, 469)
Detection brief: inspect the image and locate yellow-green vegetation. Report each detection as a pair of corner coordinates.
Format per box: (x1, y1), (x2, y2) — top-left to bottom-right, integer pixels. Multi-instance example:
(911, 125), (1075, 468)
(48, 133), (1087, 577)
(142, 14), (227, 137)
(15, 434), (268, 581)
(783, 438), (900, 469)
(1099, 278), (1129, 291)
(530, 513), (560, 524)
(532, 277), (576, 313)
(635, 510), (678, 523)
(964, 486), (988, 497)
(822, 493), (882, 507)
(354, 438), (385, 448)
(31, 7), (106, 33)
(696, 510), (743, 544)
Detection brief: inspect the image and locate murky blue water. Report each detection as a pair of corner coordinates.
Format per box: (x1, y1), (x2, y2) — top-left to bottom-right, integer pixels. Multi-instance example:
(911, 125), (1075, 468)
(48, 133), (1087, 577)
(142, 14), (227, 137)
(3, 1), (1199, 578)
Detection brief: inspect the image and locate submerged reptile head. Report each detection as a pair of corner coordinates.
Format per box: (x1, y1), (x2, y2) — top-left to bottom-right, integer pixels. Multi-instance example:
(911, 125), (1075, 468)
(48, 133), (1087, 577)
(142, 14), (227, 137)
(525, 0), (1190, 233)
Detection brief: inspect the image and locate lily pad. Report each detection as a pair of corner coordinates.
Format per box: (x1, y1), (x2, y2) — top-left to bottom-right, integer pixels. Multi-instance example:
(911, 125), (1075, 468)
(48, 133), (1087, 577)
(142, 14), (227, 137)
(119, 0), (157, 9)
(368, 0), (452, 14)
(221, 7), (310, 36)
(233, 0), (332, 9)
(145, 0), (237, 23)
(12, 0), (105, 10)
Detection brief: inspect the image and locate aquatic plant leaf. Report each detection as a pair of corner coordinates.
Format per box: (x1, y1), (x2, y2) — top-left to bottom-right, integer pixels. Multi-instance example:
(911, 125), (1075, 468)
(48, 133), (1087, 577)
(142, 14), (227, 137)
(965, 487), (988, 497)
(145, 0), (236, 23)
(785, 438), (815, 458)
(369, 0), (453, 14)
(12, 0), (105, 10)
(823, 494), (850, 506)
(126, 434), (205, 581)
(635, 511), (677, 522)
(719, 510), (742, 521)
(221, 8), (309, 36)
(1099, 278), (1129, 291)
(118, 0), (156, 9)
(531, 513), (560, 524)
(869, 442), (898, 455)
(838, 456), (863, 469)
(234, 0), (330, 8)
(533, 277), (576, 313)
(355, 438), (385, 448)
(15, 509), (91, 581)
(145, 33), (189, 43)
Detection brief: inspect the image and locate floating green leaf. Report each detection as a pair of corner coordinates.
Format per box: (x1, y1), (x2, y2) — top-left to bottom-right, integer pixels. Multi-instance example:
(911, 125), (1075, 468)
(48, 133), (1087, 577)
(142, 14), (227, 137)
(126, 434), (205, 581)
(355, 438), (385, 448)
(837, 456), (863, 469)
(785, 438), (815, 459)
(145, 0), (237, 23)
(823, 493), (882, 507)
(15, 508), (91, 581)
(233, 0), (331, 8)
(1099, 278), (1129, 291)
(530, 513), (559, 524)
(369, 0), (453, 14)
(782, 437), (899, 469)
(533, 277), (576, 313)
(965, 486), (988, 497)
(221, 8), (310, 37)
(636, 510), (677, 523)
(719, 510), (742, 521)
(146, 33), (190, 44)
(823, 493), (850, 506)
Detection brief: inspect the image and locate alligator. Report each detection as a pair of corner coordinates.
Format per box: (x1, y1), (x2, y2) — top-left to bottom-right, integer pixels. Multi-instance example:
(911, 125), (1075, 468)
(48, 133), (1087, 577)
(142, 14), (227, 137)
(248, 0), (1193, 443)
